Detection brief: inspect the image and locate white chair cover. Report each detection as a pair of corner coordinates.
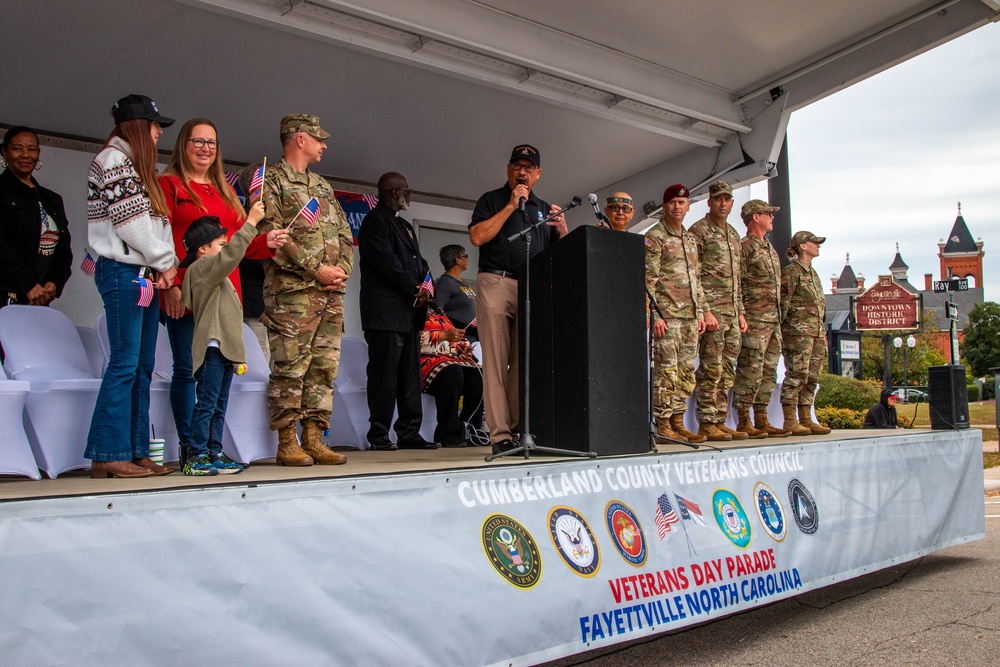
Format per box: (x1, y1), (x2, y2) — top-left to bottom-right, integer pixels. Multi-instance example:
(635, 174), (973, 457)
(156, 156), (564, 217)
(0, 305), (98, 477)
(0, 373), (41, 479)
(334, 337), (372, 449)
(76, 326), (105, 378)
(221, 323), (277, 464)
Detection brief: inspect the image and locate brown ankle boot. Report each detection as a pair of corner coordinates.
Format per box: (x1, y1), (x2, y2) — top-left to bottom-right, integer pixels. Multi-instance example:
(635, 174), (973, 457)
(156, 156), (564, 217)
(276, 425), (314, 466)
(300, 422), (347, 465)
(671, 413), (708, 443)
(754, 406), (790, 437)
(782, 405), (812, 436)
(654, 420), (682, 445)
(798, 406), (831, 435)
(716, 422), (749, 441)
(736, 409), (768, 439)
(697, 422), (732, 441)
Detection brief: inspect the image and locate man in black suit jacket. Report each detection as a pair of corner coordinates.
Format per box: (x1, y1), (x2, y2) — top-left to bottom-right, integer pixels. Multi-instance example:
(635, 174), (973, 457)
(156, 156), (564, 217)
(358, 172), (440, 450)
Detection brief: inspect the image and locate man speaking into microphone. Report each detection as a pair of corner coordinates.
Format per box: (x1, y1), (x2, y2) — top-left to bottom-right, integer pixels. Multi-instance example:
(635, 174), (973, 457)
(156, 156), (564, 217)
(469, 144), (568, 454)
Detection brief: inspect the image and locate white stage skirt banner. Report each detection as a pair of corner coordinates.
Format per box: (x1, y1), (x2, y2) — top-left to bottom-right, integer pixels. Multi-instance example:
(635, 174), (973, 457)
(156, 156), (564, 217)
(0, 430), (984, 666)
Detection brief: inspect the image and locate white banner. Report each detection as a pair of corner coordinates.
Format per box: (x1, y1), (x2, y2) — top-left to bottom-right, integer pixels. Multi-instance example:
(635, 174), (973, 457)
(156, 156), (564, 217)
(0, 430), (984, 666)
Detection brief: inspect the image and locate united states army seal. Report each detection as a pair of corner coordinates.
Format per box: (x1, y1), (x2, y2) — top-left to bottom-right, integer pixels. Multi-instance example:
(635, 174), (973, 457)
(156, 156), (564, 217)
(482, 514), (542, 589)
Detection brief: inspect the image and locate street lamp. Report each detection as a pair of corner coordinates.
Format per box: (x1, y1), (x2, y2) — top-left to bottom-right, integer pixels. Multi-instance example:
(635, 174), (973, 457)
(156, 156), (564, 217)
(893, 336), (917, 401)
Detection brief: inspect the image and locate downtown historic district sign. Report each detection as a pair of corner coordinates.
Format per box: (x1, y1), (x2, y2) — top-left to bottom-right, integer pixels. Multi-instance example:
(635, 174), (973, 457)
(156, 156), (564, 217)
(854, 275), (921, 331)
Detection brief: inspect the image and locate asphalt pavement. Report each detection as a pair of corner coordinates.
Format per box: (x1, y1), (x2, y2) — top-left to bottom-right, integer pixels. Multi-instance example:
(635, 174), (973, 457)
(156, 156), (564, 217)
(541, 443), (1000, 667)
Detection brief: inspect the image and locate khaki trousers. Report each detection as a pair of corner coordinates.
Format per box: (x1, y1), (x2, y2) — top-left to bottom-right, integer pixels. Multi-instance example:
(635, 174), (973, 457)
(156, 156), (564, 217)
(476, 273), (520, 444)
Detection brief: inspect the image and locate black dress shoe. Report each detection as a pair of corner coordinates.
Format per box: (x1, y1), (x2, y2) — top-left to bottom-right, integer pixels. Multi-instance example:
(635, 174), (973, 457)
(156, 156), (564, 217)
(368, 440), (398, 451)
(398, 438), (442, 450)
(440, 436), (469, 448)
(491, 439), (516, 455)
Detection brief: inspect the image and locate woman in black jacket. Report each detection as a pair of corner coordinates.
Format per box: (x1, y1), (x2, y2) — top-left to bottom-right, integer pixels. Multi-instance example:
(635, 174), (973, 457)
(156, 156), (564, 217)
(0, 126), (73, 310)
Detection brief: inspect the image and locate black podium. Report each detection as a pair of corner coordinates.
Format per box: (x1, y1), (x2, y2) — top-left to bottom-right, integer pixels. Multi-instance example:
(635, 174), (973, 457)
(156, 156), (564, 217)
(518, 225), (648, 456)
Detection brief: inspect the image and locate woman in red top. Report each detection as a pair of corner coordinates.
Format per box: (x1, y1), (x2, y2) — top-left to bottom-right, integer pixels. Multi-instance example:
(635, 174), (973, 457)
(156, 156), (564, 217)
(159, 118), (273, 461)
(420, 302), (485, 446)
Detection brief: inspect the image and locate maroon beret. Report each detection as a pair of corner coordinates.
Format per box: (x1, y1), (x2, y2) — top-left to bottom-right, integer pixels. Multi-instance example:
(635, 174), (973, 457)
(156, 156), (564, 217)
(662, 184), (689, 203)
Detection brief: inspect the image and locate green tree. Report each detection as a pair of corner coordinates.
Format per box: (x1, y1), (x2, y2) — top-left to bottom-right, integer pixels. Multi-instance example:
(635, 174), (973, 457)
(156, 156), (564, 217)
(960, 301), (1000, 377)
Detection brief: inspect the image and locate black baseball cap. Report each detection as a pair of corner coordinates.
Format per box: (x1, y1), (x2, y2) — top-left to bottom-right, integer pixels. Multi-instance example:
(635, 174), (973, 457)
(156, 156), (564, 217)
(509, 144), (540, 167)
(112, 94), (175, 127)
(179, 216), (227, 268)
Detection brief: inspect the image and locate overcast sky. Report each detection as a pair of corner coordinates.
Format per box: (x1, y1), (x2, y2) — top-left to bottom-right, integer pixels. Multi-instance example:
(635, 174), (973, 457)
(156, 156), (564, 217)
(708, 20), (1000, 302)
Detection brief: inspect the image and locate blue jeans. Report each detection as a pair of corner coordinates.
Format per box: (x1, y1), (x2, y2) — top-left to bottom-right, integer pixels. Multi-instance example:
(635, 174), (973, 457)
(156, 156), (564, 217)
(164, 313), (195, 449)
(190, 347), (234, 458)
(85, 257), (159, 461)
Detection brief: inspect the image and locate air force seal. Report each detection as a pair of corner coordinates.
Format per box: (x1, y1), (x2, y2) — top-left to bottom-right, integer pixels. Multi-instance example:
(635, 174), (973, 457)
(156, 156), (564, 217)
(605, 501), (647, 567)
(788, 478), (819, 534)
(712, 489), (752, 549)
(481, 514), (542, 589)
(548, 506), (600, 577)
(753, 481), (787, 542)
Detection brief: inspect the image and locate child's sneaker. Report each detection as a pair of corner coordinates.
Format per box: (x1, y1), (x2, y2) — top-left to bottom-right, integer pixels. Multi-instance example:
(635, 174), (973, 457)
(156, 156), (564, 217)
(183, 454), (219, 476)
(210, 453), (244, 475)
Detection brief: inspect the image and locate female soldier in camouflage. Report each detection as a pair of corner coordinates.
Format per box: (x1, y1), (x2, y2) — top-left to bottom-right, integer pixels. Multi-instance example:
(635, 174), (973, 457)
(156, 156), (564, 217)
(779, 231), (831, 436)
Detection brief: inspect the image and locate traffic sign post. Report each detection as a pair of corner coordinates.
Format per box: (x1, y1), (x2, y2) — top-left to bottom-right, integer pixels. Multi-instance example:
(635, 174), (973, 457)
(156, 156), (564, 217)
(934, 278), (969, 293)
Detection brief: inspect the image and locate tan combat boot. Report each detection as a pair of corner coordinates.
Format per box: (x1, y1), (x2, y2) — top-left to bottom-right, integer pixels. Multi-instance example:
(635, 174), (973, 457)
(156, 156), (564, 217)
(697, 422), (732, 442)
(276, 425), (314, 467)
(716, 421), (750, 441)
(798, 406), (831, 435)
(754, 406), (791, 437)
(653, 420), (682, 445)
(300, 421), (347, 465)
(736, 409), (768, 439)
(670, 413), (708, 443)
(781, 405), (812, 436)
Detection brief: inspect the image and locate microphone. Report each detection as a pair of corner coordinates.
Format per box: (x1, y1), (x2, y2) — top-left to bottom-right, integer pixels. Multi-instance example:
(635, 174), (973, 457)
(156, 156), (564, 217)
(518, 177), (527, 214)
(587, 193), (611, 227)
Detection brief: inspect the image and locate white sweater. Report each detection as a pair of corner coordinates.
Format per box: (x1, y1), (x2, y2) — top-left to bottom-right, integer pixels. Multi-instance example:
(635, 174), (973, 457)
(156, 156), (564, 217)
(86, 136), (175, 272)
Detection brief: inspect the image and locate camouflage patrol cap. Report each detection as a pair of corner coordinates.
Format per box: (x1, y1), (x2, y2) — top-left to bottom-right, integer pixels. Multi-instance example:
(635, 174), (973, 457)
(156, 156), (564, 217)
(708, 181), (733, 198)
(280, 114), (331, 139)
(740, 199), (780, 221)
(789, 230), (826, 247)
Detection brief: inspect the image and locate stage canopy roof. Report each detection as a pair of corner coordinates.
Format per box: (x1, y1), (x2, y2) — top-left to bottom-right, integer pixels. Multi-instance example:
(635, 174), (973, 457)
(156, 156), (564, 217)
(3, 0), (998, 207)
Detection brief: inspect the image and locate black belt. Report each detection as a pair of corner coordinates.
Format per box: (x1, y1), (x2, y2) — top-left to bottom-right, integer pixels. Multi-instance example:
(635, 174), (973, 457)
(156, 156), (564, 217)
(482, 269), (518, 280)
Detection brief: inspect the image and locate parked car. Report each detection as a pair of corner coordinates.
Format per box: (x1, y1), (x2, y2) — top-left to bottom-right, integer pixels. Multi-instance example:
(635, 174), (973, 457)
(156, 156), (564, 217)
(896, 388), (928, 403)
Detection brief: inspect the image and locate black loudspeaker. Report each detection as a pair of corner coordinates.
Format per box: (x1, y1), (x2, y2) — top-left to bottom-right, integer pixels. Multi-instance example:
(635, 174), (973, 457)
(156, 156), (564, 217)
(519, 226), (648, 455)
(927, 364), (970, 430)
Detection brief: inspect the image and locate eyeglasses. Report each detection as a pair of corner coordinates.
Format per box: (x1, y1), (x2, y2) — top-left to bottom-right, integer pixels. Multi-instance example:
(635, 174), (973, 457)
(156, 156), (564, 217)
(394, 187), (412, 196)
(509, 161), (538, 174)
(607, 204), (634, 213)
(458, 254), (468, 259)
(188, 138), (220, 150)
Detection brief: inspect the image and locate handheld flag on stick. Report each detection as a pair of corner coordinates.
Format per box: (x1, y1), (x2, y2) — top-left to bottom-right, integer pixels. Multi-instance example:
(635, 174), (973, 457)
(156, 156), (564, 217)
(467, 318), (477, 329)
(134, 270), (154, 308)
(420, 271), (434, 297)
(80, 251), (97, 275)
(248, 158), (266, 202)
(292, 197), (321, 226)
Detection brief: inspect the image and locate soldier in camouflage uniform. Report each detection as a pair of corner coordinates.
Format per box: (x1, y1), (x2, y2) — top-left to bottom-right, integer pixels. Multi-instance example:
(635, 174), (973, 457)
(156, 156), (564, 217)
(731, 200), (790, 438)
(645, 184), (708, 445)
(689, 181), (748, 442)
(258, 114), (355, 465)
(779, 230), (831, 436)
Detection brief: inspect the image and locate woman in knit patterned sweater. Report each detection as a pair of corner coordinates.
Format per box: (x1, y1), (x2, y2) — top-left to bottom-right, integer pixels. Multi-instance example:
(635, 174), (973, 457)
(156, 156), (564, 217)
(85, 94), (178, 479)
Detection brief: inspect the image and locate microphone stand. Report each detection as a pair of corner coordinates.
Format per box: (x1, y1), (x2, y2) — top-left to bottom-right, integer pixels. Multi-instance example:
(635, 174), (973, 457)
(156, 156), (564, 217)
(486, 198), (594, 462)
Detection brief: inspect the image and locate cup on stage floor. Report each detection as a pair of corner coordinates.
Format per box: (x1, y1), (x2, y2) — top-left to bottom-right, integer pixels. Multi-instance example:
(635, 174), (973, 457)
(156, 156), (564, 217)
(149, 439), (165, 464)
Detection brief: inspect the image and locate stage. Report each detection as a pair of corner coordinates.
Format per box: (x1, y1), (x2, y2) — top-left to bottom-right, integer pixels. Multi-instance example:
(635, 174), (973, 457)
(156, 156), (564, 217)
(0, 428), (985, 666)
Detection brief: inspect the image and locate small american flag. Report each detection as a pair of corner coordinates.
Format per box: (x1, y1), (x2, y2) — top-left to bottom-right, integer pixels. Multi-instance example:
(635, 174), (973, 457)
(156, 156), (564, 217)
(297, 197), (321, 226)
(134, 271), (154, 308)
(467, 318), (477, 328)
(362, 193), (379, 209)
(654, 493), (679, 539)
(674, 493), (706, 526)
(80, 251), (96, 275)
(224, 171), (240, 189)
(419, 271), (434, 297)
(247, 161), (265, 202)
